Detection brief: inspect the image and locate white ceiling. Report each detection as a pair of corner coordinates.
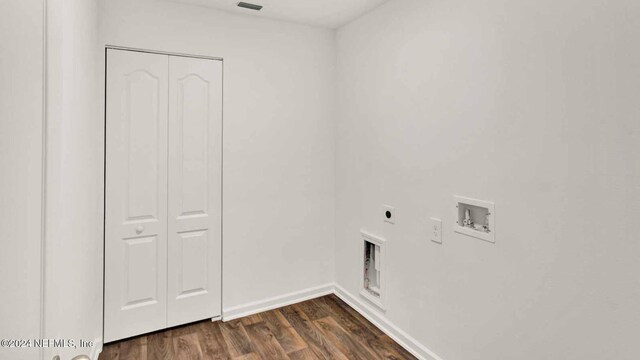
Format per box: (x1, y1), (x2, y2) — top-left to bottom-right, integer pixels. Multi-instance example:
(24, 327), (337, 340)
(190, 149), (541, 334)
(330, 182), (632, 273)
(168, 0), (390, 28)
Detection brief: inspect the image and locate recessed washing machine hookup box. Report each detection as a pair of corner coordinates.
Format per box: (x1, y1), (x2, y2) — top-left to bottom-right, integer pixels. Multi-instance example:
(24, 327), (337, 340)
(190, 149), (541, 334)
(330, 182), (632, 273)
(454, 195), (495, 243)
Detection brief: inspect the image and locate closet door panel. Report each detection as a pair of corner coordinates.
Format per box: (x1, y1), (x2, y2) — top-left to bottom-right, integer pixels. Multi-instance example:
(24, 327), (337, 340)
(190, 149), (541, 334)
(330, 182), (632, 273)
(105, 49), (169, 342)
(167, 55), (222, 326)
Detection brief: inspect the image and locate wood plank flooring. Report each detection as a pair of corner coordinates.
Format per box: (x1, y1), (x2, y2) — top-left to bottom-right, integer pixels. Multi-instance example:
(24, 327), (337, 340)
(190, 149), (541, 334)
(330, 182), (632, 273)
(99, 294), (416, 360)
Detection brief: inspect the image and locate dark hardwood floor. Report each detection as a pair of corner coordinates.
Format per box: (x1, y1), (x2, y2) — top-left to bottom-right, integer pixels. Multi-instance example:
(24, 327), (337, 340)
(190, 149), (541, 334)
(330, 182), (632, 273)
(99, 294), (417, 360)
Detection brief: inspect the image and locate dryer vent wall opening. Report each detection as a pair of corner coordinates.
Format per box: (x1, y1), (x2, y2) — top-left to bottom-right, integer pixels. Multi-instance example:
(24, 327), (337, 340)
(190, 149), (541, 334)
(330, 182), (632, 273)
(360, 231), (386, 311)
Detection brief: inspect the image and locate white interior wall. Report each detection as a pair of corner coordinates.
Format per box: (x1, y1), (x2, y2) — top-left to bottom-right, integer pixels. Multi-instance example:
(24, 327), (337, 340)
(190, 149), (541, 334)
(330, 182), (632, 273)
(44, 0), (103, 358)
(335, 0), (640, 359)
(100, 0), (336, 311)
(0, 1), (44, 359)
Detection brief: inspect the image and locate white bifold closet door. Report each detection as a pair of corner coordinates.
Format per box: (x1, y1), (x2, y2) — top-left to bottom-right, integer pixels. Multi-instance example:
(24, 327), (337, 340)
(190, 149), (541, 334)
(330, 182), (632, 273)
(167, 55), (222, 327)
(105, 49), (222, 342)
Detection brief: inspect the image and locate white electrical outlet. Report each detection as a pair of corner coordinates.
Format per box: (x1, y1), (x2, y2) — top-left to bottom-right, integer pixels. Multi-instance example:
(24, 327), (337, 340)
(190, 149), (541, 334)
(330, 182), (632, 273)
(430, 218), (442, 244)
(383, 205), (395, 224)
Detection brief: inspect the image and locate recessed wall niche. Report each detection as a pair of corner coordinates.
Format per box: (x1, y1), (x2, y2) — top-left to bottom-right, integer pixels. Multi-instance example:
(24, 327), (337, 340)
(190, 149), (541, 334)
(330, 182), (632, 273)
(360, 230), (386, 311)
(454, 195), (495, 243)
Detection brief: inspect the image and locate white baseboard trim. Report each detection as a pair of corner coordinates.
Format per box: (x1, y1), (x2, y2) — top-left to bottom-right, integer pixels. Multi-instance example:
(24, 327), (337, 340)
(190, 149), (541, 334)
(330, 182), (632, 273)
(333, 284), (443, 360)
(222, 283), (334, 321)
(90, 337), (103, 360)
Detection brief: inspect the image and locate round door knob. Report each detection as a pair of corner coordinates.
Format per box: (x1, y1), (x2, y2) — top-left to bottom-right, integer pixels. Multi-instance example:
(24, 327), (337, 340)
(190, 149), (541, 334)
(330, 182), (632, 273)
(136, 225), (144, 234)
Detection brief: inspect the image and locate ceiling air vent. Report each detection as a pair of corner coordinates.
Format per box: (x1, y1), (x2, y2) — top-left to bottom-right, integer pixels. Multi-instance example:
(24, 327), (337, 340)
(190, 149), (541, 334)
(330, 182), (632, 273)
(237, 2), (263, 11)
